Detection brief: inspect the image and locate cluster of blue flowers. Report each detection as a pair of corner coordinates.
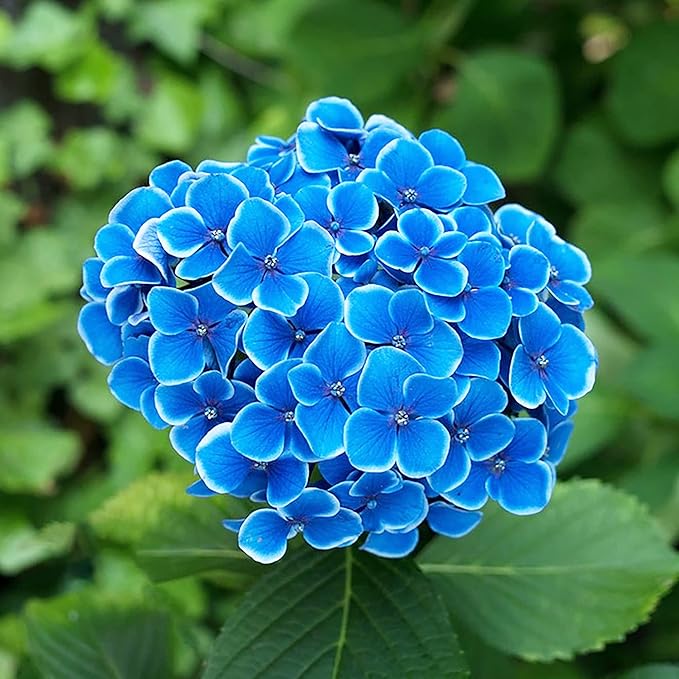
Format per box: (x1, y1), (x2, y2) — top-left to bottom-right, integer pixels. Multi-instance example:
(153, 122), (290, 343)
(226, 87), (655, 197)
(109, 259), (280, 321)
(79, 97), (597, 564)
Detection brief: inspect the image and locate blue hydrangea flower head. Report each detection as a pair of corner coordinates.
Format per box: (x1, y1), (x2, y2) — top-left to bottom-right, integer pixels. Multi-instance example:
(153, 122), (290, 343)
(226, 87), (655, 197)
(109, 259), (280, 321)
(78, 95), (597, 563)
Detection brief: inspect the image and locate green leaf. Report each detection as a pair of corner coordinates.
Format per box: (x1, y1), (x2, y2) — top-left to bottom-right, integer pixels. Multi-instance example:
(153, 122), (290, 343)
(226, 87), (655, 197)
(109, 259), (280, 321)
(607, 22), (679, 147)
(0, 190), (24, 247)
(285, 0), (422, 104)
(554, 120), (659, 206)
(0, 100), (53, 180)
(25, 591), (172, 679)
(204, 548), (467, 679)
(90, 472), (258, 583)
(418, 480), (679, 661)
(662, 148), (679, 211)
(135, 72), (203, 153)
(617, 665), (679, 679)
(0, 425), (80, 494)
(434, 49), (560, 182)
(0, 515), (74, 575)
(1, 1), (90, 71)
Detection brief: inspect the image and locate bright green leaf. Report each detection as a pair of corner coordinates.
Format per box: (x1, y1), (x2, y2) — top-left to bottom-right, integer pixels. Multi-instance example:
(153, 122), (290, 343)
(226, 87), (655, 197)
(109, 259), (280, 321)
(0, 515), (74, 575)
(204, 548), (467, 678)
(608, 22), (679, 147)
(25, 591), (172, 679)
(0, 426), (80, 494)
(418, 480), (679, 661)
(434, 49), (560, 182)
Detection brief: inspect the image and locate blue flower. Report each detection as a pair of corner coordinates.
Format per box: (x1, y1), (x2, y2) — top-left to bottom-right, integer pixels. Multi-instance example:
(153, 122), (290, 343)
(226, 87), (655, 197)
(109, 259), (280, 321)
(213, 197), (334, 316)
(345, 347), (457, 477)
(108, 186), (173, 234)
(444, 418), (551, 515)
(345, 285), (462, 377)
(243, 273), (344, 370)
(236, 488), (362, 563)
(375, 208), (467, 296)
(428, 378), (515, 493)
(295, 182), (378, 257)
(156, 174), (248, 279)
(427, 501), (483, 537)
(509, 303), (597, 415)
(288, 322), (366, 459)
(78, 302), (123, 365)
(247, 134), (296, 170)
(196, 423), (308, 507)
(149, 160), (193, 196)
(147, 283), (247, 385)
(359, 138), (466, 212)
(501, 244), (550, 317)
(230, 359), (314, 462)
(361, 528), (420, 558)
(154, 371), (254, 462)
(330, 470), (427, 533)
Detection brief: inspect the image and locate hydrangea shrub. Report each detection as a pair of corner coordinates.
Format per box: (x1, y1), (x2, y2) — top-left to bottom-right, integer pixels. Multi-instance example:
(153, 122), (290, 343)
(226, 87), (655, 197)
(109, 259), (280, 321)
(78, 96), (597, 564)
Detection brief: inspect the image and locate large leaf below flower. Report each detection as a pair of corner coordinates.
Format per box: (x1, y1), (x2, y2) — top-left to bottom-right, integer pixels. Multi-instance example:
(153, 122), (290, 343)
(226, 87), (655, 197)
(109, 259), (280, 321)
(204, 548), (467, 679)
(417, 479), (679, 661)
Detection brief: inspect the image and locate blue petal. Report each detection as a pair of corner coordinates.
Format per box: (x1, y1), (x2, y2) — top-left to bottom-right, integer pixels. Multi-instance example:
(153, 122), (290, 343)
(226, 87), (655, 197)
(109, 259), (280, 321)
(227, 197), (290, 257)
(495, 203), (537, 243)
(508, 245), (550, 292)
(81, 258), (108, 301)
(186, 173), (248, 231)
(404, 374), (457, 418)
(108, 357), (154, 410)
(254, 358), (299, 411)
(458, 286), (512, 340)
(396, 419), (449, 478)
(375, 231), (418, 272)
(543, 325), (597, 400)
(306, 96), (364, 131)
(414, 258), (468, 297)
(100, 255), (161, 287)
(105, 286), (142, 325)
(305, 321), (366, 382)
(148, 331), (204, 385)
(193, 370), (234, 403)
(304, 509), (362, 549)
(318, 454), (355, 484)
(466, 414), (516, 462)
(458, 334), (501, 379)
(398, 208), (443, 247)
(329, 182), (378, 231)
(459, 241), (506, 288)
(295, 397), (349, 459)
(350, 470), (402, 498)
(293, 272), (344, 332)
(357, 168), (400, 207)
(149, 160), (192, 194)
(345, 408), (397, 472)
(503, 417), (547, 463)
(95, 223), (134, 260)
(108, 187), (172, 233)
(78, 303), (123, 365)
(549, 280), (594, 311)
(509, 346), (547, 410)
(209, 311), (247, 374)
(461, 163), (505, 204)
(277, 223), (334, 276)
(407, 321), (462, 378)
(375, 481), (427, 531)
(266, 456), (309, 507)
(357, 346), (421, 411)
(230, 165), (275, 201)
(344, 284), (395, 345)
(295, 185), (332, 226)
(455, 378), (508, 425)
(212, 243), (262, 306)
(195, 423), (253, 493)
(253, 272), (308, 316)
(423, 292), (465, 322)
(509, 287), (539, 317)
(296, 122), (349, 173)
(231, 402), (286, 462)
(175, 243), (227, 280)
(388, 288), (434, 335)
(147, 287), (197, 335)
(419, 129), (466, 169)
(220, 381), (256, 420)
(442, 462), (489, 510)
(154, 381), (203, 425)
(156, 207), (206, 257)
(140, 386), (168, 429)
(335, 230), (375, 257)
(361, 528), (419, 558)
(169, 415), (211, 462)
(434, 230), (467, 258)
(487, 460), (552, 515)
(451, 206), (492, 237)
(243, 309), (294, 370)
(376, 138), (432, 187)
(238, 509), (290, 564)
(416, 166), (466, 211)
(233, 358), (263, 387)
(273, 194), (305, 232)
(428, 442), (471, 493)
(427, 502), (482, 537)
(518, 303), (562, 356)
(186, 479), (216, 497)
(282, 487), (340, 519)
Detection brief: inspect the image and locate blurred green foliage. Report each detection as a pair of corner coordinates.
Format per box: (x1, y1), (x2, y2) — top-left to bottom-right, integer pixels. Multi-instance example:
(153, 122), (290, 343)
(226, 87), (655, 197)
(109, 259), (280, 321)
(0, 0), (678, 677)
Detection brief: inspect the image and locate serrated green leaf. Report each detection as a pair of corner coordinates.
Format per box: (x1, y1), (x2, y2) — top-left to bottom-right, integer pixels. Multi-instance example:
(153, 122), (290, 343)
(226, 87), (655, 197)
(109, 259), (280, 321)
(0, 426), (80, 494)
(205, 548), (467, 679)
(434, 49), (560, 182)
(418, 480), (679, 661)
(25, 591), (172, 679)
(0, 516), (74, 575)
(608, 22), (679, 147)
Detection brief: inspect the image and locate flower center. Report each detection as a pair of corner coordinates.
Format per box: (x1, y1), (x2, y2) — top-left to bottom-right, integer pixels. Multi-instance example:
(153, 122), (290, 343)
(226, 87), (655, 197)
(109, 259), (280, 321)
(329, 220), (341, 233)
(293, 329), (306, 342)
(394, 409), (410, 426)
(454, 427), (470, 444)
(391, 334), (407, 349)
(290, 520), (305, 534)
(418, 245), (431, 257)
(252, 461), (269, 470)
(264, 254), (279, 271)
(536, 354), (550, 369)
(329, 381), (346, 398)
(549, 265), (559, 279)
(402, 187), (418, 203)
(283, 410), (295, 422)
(366, 498), (377, 510)
(210, 229), (225, 242)
(203, 406), (218, 420)
(490, 457), (507, 475)
(195, 323), (209, 337)
(348, 153), (361, 165)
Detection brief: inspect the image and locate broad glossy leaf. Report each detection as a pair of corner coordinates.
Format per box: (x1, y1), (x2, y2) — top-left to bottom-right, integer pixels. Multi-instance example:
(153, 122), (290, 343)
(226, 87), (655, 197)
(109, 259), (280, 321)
(205, 548), (467, 678)
(418, 480), (679, 661)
